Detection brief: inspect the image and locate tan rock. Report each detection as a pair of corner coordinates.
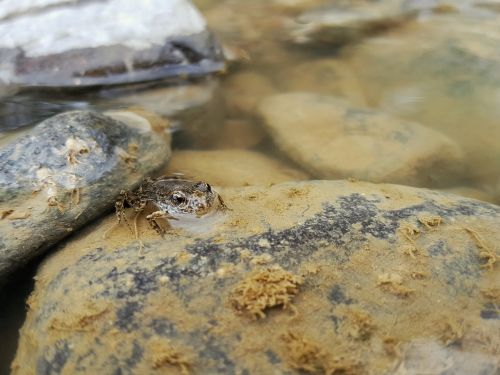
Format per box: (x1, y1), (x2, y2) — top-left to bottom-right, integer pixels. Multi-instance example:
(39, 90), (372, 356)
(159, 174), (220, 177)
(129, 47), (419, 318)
(277, 58), (367, 106)
(223, 71), (276, 117)
(258, 92), (463, 186)
(212, 119), (266, 149)
(109, 81), (225, 148)
(164, 149), (308, 187)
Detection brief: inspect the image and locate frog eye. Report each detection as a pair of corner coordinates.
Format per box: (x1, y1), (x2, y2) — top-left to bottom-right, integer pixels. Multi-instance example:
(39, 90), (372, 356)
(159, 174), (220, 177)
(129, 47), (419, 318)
(195, 182), (211, 192)
(171, 192), (186, 205)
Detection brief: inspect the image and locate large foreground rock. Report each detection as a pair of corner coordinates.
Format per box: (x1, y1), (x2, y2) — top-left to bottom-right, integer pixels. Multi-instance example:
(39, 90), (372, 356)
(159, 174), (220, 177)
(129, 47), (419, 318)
(258, 92), (463, 186)
(0, 110), (171, 281)
(13, 180), (500, 374)
(0, 0), (224, 87)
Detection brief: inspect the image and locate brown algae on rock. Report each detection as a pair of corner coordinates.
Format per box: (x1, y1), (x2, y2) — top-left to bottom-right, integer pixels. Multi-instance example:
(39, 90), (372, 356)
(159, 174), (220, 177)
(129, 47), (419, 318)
(229, 265), (303, 319)
(149, 338), (194, 375)
(282, 331), (360, 375)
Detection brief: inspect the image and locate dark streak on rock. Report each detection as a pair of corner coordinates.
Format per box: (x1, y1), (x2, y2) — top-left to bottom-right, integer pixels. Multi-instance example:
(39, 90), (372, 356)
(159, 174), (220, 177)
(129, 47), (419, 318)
(37, 340), (71, 375)
(116, 301), (141, 331)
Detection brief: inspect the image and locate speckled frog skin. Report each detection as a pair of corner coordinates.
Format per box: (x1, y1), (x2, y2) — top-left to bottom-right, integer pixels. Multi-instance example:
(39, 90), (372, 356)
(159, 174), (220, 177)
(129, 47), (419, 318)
(115, 176), (227, 235)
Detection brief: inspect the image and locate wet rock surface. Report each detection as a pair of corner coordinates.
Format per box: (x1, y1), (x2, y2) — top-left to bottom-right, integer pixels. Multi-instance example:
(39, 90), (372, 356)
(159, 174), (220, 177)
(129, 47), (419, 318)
(0, 110), (171, 282)
(13, 180), (500, 374)
(258, 92), (463, 186)
(164, 149), (309, 186)
(0, 0), (224, 87)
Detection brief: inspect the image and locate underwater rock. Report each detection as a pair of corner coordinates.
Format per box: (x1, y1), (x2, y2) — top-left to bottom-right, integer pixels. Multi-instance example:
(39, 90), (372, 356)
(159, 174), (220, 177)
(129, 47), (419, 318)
(222, 71), (277, 117)
(258, 92), (463, 186)
(164, 149), (309, 186)
(0, 110), (171, 281)
(12, 180), (500, 374)
(0, 0), (224, 87)
(289, 0), (417, 46)
(277, 58), (367, 106)
(212, 119), (266, 150)
(345, 15), (500, 184)
(108, 80), (225, 148)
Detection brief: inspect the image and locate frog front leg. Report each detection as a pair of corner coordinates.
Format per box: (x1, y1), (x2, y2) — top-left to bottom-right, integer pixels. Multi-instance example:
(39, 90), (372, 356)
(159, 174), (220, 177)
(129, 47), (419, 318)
(146, 210), (178, 236)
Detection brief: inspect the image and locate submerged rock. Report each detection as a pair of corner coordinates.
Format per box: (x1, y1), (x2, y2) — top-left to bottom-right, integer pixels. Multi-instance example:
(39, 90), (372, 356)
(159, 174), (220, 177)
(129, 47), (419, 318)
(107, 80), (225, 148)
(164, 149), (309, 186)
(222, 71), (277, 117)
(344, 15), (500, 183)
(277, 58), (367, 106)
(258, 92), (463, 186)
(212, 119), (266, 150)
(0, 110), (171, 281)
(13, 180), (500, 374)
(289, 0), (417, 46)
(0, 0), (224, 87)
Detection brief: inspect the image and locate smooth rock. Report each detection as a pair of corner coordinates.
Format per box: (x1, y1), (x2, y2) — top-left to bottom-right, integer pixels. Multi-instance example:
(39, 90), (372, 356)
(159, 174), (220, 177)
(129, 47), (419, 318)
(222, 71), (276, 117)
(0, 110), (171, 281)
(258, 92), (463, 186)
(13, 180), (500, 374)
(108, 81), (220, 120)
(164, 149), (308, 186)
(204, 2), (297, 67)
(277, 59), (367, 106)
(344, 15), (500, 183)
(289, 0), (418, 46)
(0, 0), (224, 87)
(211, 119), (266, 150)
(108, 80), (225, 148)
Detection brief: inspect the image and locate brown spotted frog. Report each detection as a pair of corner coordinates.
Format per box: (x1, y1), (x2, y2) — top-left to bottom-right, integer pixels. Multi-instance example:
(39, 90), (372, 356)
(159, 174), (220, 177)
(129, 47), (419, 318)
(115, 175), (228, 236)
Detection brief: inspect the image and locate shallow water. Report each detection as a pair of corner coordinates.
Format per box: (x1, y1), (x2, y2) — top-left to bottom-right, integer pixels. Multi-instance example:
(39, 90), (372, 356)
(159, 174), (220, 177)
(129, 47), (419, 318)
(1, 0), (500, 373)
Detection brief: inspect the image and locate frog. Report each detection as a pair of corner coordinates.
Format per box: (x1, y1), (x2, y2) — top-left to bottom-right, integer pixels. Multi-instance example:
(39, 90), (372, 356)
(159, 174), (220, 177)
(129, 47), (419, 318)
(115, 175), (228, 236)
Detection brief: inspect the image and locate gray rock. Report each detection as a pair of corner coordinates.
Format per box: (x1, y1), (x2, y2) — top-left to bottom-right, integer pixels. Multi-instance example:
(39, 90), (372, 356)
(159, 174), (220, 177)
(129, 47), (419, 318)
(258, 92), (463, 186)
(0, 0), (224, 87)
(12, 180), (500, 374)
(0, 110), (171, 281)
